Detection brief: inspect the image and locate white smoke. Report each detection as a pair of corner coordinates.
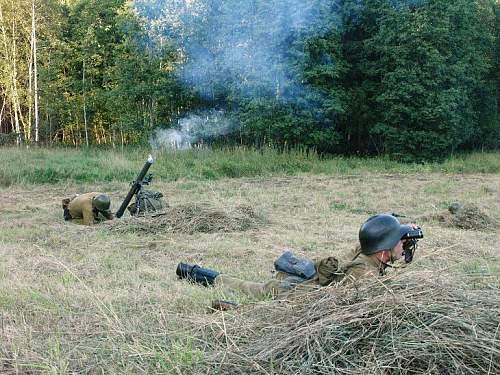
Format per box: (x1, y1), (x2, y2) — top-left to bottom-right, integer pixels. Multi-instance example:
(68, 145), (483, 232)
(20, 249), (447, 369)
(150, 128), (192, 150)
(137, 0), (339, 147)
(135, 0), (339, 101)
(150, 110), (234, 149)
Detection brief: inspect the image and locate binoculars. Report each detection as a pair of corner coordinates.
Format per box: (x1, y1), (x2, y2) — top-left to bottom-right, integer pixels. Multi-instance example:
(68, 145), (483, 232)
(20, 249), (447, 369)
(401, 227), (424, 241)
(401, 227), (424, 263)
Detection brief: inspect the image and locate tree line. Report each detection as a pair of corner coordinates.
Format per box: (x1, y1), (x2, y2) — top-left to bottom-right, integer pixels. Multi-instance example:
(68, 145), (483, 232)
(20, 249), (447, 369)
(0, 0), (498, 161)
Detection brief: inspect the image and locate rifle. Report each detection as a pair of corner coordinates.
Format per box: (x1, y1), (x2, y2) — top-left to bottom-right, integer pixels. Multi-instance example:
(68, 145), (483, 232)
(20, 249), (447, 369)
(116, 155), (154, 218)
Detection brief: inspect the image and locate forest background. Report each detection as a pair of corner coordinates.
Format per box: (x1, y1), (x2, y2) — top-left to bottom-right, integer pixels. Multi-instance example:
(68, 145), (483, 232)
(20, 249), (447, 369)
(0, 0), (498, 162)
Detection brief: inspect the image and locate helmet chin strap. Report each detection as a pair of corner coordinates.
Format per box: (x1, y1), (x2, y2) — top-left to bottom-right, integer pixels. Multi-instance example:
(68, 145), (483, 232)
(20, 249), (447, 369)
(375, 251), (397, 275)
(356, 250), (400, 276)
(380, 252), (410, 273)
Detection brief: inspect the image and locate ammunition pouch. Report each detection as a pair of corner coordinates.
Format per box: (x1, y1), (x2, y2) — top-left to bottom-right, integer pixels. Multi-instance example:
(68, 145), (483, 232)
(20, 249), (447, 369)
(316, 256), (343, 286)
(128, 190), (166, 216)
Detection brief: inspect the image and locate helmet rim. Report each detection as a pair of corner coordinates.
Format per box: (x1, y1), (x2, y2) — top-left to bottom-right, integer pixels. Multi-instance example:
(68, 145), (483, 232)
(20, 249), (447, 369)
(359, 214), (408, 255)
(92, 194), (111, 213)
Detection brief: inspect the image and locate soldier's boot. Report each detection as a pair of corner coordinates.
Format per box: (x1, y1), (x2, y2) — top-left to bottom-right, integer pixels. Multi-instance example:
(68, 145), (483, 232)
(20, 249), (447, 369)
(176, 263), (220, 287)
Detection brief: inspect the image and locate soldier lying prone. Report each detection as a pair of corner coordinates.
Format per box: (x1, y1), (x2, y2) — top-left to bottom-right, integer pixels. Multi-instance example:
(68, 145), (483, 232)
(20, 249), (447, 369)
(176, 214), (423, 304)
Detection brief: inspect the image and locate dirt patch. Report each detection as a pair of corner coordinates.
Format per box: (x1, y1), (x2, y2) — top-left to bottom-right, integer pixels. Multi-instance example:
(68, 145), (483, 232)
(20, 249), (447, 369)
(104, 203), (261, 234)
(202, 271), (500, 375)
(421, 204), (498, 230)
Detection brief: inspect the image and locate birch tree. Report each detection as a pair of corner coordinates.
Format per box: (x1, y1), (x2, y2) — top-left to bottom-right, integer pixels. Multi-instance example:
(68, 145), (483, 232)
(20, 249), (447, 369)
(32, 0), (39, 143)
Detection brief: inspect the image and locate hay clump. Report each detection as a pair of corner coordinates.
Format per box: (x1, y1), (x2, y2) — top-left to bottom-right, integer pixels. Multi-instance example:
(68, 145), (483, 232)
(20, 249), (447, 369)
(421, 204), (497, 230)
(203, 272), (500, 374)
(105, 203), (260, 234)
(448, 204), (498, 230)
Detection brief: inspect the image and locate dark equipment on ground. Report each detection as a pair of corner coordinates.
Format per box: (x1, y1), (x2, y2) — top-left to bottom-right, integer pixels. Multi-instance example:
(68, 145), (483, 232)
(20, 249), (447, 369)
(274, 250), (316, 280)
(211, 300), (238, 311)
(401, 227), (424, 263)
(116, 155), (156, 218)
(127, 190), (165, 216)
(176, 262), (220, 286)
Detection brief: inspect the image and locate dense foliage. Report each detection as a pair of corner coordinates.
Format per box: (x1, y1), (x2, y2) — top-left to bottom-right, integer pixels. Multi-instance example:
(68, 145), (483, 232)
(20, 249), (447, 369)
(0, 0), (498, 160)
(339, 0), (499, 160)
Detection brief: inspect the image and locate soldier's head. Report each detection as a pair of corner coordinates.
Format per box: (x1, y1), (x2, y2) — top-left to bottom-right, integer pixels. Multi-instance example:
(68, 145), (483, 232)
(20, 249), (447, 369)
(92, 194), (112, 216)
(359, 214), (412, 263)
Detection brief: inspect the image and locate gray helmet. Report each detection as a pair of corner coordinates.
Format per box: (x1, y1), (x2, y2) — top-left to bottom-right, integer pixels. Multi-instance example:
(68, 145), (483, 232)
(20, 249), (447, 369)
(92, 194), (111, 213)
(359, 214), (412, 255)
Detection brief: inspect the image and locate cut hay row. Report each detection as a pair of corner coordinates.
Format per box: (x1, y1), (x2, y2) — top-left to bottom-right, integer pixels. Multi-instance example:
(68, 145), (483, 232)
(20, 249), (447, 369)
(104, 203), (261, 234)
(419, 204), (498, 231)
(202, 271), (500, 374)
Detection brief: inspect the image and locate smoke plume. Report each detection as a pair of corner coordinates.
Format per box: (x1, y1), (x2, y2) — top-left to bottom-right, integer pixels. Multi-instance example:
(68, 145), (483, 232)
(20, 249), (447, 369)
(136, 0), (427, 146)
(150, 110), (234, 149)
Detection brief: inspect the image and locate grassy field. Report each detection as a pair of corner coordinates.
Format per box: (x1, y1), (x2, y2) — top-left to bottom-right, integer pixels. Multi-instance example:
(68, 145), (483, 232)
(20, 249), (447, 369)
(0, 147), (499, 373)
(1, 146), (500, 187)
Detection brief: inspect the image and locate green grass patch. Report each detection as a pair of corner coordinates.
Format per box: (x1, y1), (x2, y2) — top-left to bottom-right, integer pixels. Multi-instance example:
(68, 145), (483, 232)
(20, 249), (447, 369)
(0, 146), (499, 186)
(144, 339), (205, 374)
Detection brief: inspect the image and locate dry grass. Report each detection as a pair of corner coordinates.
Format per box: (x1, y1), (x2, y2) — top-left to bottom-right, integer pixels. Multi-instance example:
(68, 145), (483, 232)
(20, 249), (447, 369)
(201, 271), (499, 374)
(419, 203), (498, 230)
(104, 203), (261, 234)
(0, 173), (499, 373)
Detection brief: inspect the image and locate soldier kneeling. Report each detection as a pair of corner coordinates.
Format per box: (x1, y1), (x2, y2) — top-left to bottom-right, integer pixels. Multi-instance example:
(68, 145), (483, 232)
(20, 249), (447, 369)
(62, 192), (114, 225)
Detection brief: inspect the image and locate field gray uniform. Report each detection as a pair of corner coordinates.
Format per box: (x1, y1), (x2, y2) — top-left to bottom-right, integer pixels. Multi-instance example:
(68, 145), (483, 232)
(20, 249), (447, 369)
(214, 247), (385, 299)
